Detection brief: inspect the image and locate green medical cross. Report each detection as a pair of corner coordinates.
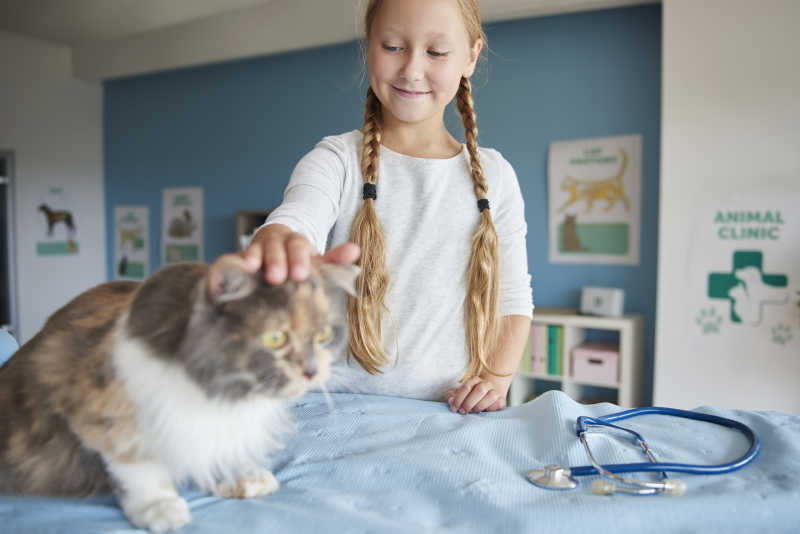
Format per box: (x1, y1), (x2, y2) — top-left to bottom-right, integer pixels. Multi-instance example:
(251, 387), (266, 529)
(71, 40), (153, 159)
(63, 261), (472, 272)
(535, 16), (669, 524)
(708, 250), (788, 323)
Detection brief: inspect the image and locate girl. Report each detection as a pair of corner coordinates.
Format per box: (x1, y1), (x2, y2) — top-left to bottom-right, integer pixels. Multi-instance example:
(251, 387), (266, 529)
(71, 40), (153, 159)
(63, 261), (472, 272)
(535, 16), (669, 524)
(233, 0), (532, 413)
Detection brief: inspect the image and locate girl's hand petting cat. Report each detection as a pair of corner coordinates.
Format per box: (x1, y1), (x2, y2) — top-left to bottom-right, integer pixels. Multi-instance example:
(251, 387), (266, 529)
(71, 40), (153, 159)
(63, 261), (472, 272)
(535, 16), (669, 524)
(445, 375), (509, 414)
(243, 223), (360, 284)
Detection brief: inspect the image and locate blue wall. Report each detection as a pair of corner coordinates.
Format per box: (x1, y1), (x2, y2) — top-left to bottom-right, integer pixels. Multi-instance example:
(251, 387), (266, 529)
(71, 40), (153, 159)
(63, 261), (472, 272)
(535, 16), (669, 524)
(105, 5), (661, 400)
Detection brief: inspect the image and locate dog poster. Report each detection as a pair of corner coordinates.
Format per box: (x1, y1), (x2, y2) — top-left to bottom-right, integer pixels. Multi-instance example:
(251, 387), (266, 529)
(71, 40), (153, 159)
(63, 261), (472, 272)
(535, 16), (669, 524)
(35, 186), (78, 256)
(161, 187), (204, 265)
(114, 205), (149, 280)
(548, 135), (641, 264)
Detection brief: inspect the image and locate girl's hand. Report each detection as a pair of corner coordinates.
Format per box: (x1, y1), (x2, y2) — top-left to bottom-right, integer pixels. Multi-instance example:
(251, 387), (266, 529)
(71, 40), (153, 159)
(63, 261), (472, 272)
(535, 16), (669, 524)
(445, 375), (509, 414)
(242, 223), (360, 284)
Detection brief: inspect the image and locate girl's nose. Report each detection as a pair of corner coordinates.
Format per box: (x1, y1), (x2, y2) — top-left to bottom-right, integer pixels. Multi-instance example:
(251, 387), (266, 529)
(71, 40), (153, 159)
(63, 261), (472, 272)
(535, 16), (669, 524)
(399, 50), (424, 81)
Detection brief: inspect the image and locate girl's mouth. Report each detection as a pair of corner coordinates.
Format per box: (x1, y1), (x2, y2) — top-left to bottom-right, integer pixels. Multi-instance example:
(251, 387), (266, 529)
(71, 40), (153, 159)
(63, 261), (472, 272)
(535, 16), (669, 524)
(393, 86), (430, 99)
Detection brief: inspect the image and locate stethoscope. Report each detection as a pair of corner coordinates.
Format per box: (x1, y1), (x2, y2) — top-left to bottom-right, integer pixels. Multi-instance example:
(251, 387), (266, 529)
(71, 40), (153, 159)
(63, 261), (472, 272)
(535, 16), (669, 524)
(527, 406), (761, 496)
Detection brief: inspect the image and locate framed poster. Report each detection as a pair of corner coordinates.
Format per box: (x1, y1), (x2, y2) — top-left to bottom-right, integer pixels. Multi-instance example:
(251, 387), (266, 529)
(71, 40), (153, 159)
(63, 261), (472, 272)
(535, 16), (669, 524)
(548, 135), (641, 264)
(162, 187), (204, 264)
(114, 205), (149, 280)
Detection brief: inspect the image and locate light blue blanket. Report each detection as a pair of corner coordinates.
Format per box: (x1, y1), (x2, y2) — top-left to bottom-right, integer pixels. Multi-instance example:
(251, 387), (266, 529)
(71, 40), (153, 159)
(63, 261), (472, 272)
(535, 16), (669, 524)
(1, 391), (798, 533)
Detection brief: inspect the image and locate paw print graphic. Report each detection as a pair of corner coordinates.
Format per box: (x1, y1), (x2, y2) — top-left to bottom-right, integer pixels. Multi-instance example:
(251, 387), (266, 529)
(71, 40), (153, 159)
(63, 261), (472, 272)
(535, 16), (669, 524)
(696, 308), (722, 334)
(771, 324), (792, 346)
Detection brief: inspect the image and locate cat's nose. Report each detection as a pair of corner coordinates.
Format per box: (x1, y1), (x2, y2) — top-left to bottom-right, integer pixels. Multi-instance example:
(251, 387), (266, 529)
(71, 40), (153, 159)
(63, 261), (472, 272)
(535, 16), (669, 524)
(302, 349), (318, 380)
(302, 361), (317, 380)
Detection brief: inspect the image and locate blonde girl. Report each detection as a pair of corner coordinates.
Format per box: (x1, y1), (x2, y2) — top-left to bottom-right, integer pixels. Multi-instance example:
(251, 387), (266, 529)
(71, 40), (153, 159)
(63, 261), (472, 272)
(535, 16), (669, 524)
(232, 0), (532, 413)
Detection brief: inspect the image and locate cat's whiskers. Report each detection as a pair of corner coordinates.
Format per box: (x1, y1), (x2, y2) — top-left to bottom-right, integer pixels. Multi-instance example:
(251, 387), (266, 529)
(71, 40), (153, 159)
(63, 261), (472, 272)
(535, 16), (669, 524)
(320, 384), (336, 414)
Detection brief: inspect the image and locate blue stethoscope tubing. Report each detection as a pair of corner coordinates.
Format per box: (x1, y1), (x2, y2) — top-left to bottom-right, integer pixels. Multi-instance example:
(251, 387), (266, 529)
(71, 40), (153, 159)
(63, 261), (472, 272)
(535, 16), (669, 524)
(569, 406), (761, 478)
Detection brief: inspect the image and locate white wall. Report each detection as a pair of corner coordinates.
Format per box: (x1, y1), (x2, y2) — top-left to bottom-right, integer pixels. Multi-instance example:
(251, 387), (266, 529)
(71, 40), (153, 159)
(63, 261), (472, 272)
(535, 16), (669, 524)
(0, 30), (105, 343)
(655, 0), (800, 411)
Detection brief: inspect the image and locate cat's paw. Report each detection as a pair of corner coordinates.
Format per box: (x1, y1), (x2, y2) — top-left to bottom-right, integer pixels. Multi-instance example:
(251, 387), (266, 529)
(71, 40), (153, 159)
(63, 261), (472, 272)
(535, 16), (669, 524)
(213, 469), (280, 499)
(126, 496), (191, 533)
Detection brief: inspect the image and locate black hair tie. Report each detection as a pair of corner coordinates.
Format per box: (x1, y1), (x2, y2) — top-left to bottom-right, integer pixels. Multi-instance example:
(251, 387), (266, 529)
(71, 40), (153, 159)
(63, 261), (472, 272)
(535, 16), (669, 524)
(477, 198), (490, 212)
(363, 183), (377, 200)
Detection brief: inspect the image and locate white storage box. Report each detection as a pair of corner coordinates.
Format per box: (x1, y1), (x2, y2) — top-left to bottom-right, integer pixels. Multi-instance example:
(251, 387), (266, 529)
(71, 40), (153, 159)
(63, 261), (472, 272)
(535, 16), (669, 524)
(571, 342), (619, 385)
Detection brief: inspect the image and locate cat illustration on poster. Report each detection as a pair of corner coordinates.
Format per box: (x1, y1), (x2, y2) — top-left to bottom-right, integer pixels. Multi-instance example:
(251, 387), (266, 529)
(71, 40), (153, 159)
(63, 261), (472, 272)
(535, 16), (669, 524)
(560, 214), (587, 252)
(559, 149), (631, 213)
(168, 209), (196, 238)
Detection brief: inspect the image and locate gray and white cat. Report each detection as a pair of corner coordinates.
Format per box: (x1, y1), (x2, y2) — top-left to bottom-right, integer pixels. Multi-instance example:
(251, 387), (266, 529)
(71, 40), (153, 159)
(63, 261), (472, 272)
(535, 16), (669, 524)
(0, 255), (358, 532)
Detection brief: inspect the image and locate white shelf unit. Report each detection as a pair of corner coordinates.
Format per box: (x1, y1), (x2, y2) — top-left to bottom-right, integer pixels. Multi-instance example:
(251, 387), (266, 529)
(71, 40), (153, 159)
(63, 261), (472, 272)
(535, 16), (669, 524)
(509, 308), (645, 408)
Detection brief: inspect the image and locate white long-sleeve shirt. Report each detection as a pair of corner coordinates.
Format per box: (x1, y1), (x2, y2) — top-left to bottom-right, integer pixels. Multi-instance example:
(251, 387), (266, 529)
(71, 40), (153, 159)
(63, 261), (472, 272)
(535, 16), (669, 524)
(265, 130), (533, 400)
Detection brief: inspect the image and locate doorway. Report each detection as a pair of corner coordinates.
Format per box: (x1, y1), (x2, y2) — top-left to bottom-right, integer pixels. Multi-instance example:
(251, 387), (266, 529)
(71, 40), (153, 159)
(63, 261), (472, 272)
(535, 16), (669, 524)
(1, 151), (20, 339)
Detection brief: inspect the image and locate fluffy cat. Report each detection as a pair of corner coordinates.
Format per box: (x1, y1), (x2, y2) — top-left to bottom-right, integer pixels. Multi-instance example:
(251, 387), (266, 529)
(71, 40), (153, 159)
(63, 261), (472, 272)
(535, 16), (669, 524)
(0, 255), (358, 532)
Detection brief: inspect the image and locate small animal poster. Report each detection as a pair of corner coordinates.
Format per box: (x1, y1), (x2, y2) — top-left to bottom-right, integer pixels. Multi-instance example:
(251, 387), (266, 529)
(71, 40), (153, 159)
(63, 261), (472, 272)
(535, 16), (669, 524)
(35, 186), (79, 256)
(686, 191), (799, 403)
(548, 135), (641, 264)
(161, 187), (204, 264)
(114, 205), (149, 280)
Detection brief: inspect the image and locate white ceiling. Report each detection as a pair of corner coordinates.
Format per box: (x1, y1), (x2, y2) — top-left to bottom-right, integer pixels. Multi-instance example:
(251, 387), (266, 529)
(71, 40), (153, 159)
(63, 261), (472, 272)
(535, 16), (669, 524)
(0, 0), (657, 80)
(0, 0), (276, 45)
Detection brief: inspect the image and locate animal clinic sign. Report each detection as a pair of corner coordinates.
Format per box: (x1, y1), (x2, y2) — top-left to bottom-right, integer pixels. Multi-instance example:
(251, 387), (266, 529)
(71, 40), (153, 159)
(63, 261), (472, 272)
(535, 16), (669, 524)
(714, 210), (785, 240)
(548, 134), (642, 264)
(688, 192), (798, 382)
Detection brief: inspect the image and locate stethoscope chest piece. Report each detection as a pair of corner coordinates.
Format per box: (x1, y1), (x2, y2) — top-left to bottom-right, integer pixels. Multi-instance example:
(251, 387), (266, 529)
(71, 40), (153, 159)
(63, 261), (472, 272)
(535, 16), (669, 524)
(527, 464), (578, 490)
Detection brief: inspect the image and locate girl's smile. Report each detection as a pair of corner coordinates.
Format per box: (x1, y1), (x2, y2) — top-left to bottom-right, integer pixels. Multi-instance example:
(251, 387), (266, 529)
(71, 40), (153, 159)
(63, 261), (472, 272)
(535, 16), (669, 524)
(392, 86), (431, 99)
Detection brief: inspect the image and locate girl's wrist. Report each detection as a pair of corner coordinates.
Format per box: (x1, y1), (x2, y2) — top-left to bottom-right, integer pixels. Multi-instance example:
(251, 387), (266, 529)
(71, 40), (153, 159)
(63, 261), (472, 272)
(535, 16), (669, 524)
(479, 372), (513, 398)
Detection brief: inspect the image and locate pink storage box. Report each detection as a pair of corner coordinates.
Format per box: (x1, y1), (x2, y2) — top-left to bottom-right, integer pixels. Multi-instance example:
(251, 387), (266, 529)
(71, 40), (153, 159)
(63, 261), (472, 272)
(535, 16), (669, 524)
(571, 342), (619, 385)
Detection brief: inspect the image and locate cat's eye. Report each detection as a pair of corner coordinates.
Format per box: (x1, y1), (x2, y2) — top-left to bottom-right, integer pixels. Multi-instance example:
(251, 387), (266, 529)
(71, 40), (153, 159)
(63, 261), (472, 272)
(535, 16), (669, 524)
(314, 325), (333, 344)
(262, 330), (288, 350)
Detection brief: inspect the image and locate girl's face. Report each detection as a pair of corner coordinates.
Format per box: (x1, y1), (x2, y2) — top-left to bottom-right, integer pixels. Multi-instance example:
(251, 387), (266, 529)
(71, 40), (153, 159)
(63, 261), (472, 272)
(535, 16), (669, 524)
(367, 0), (482, 131)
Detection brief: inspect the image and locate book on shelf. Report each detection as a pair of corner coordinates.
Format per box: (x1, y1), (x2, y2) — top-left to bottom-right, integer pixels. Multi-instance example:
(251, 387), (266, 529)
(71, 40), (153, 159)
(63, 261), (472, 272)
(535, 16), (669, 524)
(547, 324), (560, 375)
(535, 323), (548, 373)
(519, 327), (532, 373)
(556, 326), (564, 376)
(530, 323), (548, 374)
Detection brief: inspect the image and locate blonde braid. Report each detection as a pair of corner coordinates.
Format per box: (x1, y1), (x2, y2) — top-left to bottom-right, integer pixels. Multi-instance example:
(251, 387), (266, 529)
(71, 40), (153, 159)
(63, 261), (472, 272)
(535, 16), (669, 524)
(456, 76), (502, 380)
(346, 87), (390, 373)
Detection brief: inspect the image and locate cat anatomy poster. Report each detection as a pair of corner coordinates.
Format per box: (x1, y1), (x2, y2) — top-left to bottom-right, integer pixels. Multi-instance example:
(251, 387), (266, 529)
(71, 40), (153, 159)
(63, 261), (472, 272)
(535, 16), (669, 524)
(548, 135), (641, 264)
(161, 187), (204, 265)
(114, 205), (149, 281)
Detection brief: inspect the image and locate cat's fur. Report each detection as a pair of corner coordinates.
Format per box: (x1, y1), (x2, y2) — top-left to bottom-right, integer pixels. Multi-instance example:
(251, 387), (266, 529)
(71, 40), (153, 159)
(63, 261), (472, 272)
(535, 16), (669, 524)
(0, 256), (358, 532)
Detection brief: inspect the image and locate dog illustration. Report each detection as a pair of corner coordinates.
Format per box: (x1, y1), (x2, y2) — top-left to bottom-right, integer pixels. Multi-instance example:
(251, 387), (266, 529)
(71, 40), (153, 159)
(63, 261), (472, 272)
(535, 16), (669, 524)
(38, 204), (76, 236)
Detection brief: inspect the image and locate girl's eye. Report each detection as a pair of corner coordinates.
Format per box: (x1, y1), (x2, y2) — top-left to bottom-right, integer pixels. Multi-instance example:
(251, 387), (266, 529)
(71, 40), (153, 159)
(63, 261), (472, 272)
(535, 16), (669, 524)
(314, 325), (333, 344)
(382, 44), (402, 52)
(428, 50), (448, 57)
(262, 330), (288, 350)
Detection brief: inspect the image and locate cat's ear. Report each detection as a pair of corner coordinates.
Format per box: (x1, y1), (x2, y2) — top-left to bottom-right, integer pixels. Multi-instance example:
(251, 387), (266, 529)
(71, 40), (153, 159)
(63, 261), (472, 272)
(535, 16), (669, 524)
(206, 255), (258, 304)
(317, 262), (360, 297)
